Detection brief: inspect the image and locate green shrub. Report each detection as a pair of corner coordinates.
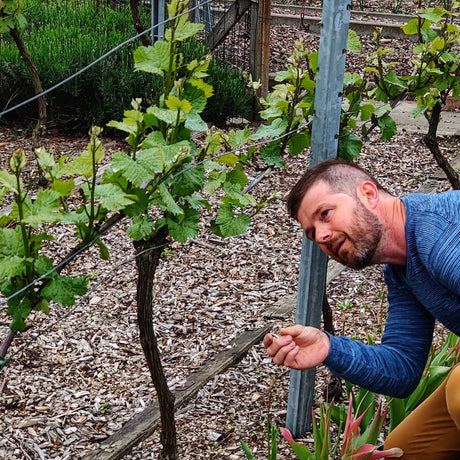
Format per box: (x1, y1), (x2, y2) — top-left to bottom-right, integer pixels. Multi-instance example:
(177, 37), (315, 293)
(0, 0), (251, 128)
(180, 37), (252, 126)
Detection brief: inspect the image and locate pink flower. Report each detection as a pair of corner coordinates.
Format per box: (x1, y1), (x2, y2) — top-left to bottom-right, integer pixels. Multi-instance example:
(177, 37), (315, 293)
(344, 444), (404, 459)
(280, 427), (295, 443)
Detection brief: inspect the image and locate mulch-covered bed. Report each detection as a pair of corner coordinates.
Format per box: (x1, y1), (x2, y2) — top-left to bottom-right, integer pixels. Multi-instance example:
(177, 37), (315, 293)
(0, 1), (459, 458)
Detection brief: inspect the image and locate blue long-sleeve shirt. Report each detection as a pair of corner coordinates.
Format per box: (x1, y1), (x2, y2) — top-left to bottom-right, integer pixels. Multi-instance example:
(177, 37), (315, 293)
(323, 190), (460, 398)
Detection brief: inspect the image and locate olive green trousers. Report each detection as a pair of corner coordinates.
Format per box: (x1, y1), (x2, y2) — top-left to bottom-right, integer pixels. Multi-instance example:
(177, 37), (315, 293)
(384, 363), (460, 459)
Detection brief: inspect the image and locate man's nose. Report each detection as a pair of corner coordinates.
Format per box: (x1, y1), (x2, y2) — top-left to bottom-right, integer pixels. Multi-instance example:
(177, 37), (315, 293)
(316, 227), (331, 244)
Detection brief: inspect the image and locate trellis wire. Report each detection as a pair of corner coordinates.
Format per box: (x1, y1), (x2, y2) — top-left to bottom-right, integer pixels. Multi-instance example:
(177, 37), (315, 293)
(0, 0), (212, 119)
(0, 240), (170, 369)
(0, 0), (310, 365)
(0, 120), (310, 320)
(0, 121), (312, 369)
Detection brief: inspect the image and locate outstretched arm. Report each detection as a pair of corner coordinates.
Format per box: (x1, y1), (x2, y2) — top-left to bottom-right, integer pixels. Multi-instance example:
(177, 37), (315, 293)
(264, 275), (435, 398)
(263, 325), (330, 369)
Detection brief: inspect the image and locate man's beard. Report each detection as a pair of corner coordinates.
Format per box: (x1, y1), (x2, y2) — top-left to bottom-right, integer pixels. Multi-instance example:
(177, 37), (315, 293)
(334, 201), (383, 270)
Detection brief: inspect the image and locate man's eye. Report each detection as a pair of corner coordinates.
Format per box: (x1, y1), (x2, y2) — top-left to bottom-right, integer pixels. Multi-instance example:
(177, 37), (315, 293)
(321, 210), (330, 218)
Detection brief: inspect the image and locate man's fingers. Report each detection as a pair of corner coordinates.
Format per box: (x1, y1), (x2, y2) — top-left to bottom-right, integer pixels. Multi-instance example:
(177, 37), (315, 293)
(263, 333), (273, 349)
(280, 324), (306, 338)
(264, 333), (294, 357)
(272, 340), (298, 366)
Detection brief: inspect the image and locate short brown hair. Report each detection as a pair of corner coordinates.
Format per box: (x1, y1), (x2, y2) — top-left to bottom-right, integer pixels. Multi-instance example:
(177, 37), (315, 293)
(287, 159), (390, 219)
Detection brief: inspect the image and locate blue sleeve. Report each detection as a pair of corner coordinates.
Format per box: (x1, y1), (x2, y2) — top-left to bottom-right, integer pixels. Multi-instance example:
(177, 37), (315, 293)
(424, 221), (460, 297)
(323, 268), (435, 398)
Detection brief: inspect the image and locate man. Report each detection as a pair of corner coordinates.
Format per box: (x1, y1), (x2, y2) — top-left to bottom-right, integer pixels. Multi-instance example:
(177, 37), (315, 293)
(264, 158), (460, 459)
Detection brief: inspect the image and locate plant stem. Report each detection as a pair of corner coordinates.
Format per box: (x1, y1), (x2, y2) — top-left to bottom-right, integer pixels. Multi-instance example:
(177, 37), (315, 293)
(134, 228), (177, 460)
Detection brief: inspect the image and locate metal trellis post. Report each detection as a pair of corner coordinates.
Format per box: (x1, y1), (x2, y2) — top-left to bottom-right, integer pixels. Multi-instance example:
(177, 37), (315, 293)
(202, 0), (213, 36)
(151, 0), (165, 43)
(285, 0), (351, 437)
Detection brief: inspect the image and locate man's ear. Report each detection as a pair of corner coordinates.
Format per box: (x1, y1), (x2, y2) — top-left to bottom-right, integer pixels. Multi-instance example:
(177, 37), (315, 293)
(356, 181), (379, 209)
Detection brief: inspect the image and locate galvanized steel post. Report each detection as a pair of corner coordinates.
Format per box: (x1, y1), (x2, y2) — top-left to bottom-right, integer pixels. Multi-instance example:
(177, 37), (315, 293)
(285, 0), (351, 437)
(151, 0), (165, 43)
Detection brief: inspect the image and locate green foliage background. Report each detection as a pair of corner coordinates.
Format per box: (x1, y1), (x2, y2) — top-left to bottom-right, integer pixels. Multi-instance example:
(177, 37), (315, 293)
(0, 0), (251, 128)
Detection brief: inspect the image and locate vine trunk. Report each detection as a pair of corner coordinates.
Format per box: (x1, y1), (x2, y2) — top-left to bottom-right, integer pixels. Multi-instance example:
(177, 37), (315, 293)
(134, 229), (177, 460)
(423, 102), (460, 190)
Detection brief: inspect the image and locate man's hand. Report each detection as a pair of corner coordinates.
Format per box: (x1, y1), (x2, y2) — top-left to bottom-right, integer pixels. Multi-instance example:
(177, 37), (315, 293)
(263, 325), (330, 370)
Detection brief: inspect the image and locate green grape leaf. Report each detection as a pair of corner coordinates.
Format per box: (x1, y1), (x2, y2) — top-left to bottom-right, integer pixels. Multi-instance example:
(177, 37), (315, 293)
(188, 77), (213, 99)
(34, 254), (54, 276)
(60, 210), (90, 225)
(34, 299), (50, 315)
(420, 7), (445, 23)
(184, 113), (208, 132)
(134, 42), (170, 75)
(107, 109), (144, 135)
(165, 95), (192, 113)
(185, 195), (210, 210)
(123, 188), (150, 217)
(227, 126), (251, 148)
(0, 170), (20, 193)
(60, 138), (105, 178)
(226, 164), (249, 188)
(41, 274), (89, 306)
(163, 141), (192, 167)
(168, 21), (203, 42)
(259, 105), (283, 121)
(217, 153), (240, 167)
(35, 147), (55, 171)
(138, 146), (167, 175)
(7, 298), (32, 332)
(212, 203), (250, 237)
(360, 103), (375, 122)
(60, 154), (92, 178)
(150, 106), (177, 125)
(402, 18), (420, 35)
(165, 206), (200, 243)
(0, 17), (15, 34)
(18, 189), (62, 227)
(383, 71), (409, 89)
(87, 183), (137, 212)
(183, 83), (208, 113)
(222, 183), (256, 207)
(107, 120), (138, 135)
(127, 215), (155, 241)
(287, 132), (310, 156)
(0, 227), (26, 278)
(251, 118), (288, 140)
(205, 170), (226, 195)
(111, 151), (157, 186)
(158, 183), (184, 216)
(338, 132), (363, 161)
(142, 130), (167, 148)
(377, 115), (397, 141)
(347, 29), (362, 52)
(51, 179), (75, 197)
(260, 142), (285, 167)
(171, 165), (205, 196)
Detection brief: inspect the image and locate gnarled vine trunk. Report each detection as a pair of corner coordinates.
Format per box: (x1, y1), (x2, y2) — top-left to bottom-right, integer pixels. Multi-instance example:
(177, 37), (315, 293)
(423, 101), (460, 190)
(130, 0), (151, 46)
(9, 25), (47, 141)
(133, 229), (177, 460)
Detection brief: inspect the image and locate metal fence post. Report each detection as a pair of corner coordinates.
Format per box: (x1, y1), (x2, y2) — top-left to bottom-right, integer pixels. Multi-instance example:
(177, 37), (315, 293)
(202, 0), (213, 36)
(285, 0), (351, 437)
(151, 0), (165, 43)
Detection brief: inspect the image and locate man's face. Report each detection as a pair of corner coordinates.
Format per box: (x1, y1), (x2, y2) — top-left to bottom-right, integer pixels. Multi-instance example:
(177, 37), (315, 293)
(296, 180), (383, 269)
